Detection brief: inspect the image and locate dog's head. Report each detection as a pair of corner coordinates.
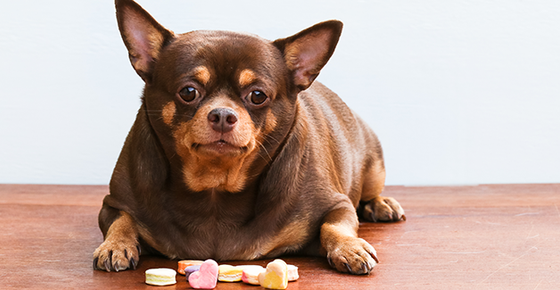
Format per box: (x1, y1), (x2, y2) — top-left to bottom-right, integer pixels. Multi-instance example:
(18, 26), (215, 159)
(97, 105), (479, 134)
(116, 0), (342, 192)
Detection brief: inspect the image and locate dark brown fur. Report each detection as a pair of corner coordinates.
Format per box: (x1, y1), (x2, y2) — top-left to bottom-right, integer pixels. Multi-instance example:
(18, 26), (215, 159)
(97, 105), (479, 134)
(94, 0), (405, 275)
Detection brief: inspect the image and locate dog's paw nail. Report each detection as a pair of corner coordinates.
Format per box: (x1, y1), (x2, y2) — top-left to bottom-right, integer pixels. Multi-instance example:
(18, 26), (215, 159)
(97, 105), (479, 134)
(370, 252), (379, 264)
(130, 258), (137, 270)
(402, 214), (407, 221)
(361, 263), (369, 274)
(104, 259), (112, 272)
(137, 245), (142, 256)
(343, 263), (352, 273)
(386, 213), (394, 221)
(365, 247), (378, 262)
(93, 257), (99, 270)
(369, 212), (377, 222)
(327, 257), (334, 268)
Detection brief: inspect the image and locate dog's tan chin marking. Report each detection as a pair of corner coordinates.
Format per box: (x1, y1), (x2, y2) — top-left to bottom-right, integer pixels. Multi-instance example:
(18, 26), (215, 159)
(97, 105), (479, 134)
(181, 140), (258, 192)
(172, 122), (258, 192)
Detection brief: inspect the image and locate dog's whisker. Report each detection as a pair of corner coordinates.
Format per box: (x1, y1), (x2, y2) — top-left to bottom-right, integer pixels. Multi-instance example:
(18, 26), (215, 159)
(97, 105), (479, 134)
(256, 140), (273, 162)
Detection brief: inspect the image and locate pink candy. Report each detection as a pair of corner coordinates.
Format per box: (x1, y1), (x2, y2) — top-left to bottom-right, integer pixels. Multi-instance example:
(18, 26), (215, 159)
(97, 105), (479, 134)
(188, 259), (219, 289)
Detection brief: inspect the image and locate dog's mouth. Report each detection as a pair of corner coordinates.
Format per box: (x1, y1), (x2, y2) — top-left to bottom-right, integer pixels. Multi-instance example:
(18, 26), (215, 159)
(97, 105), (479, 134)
(192, 140), (248, 156)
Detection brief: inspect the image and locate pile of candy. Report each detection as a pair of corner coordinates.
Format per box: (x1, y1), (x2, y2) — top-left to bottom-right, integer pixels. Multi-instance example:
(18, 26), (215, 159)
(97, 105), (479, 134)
(145, 258), (298, 289)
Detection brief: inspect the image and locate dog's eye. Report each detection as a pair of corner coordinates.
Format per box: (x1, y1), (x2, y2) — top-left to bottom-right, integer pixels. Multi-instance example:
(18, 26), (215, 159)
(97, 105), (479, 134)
(248, 90), (268, 105)
(178, 86), (199, 102)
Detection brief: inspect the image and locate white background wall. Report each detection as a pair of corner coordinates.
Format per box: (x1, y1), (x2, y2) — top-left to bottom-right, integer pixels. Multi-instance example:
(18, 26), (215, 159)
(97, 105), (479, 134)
(1, 0), (559, 186)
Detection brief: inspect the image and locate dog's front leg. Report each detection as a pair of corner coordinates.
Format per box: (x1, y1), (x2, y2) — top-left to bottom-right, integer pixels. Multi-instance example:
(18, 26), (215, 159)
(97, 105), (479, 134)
(321, 203), (378, 275)
(93, 211), (140, 272)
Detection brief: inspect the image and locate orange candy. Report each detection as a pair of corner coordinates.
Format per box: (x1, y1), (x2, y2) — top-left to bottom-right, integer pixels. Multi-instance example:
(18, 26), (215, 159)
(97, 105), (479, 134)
(177, 260), (204, 275)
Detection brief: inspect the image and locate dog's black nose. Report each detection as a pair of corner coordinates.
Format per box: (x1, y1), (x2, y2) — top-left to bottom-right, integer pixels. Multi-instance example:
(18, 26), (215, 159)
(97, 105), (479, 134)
(208, 108), (238, 133)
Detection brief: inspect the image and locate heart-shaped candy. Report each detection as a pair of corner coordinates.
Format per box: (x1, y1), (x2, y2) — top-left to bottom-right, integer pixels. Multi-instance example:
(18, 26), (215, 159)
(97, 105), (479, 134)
(185, 265), (201, 281)
(259, 259), (288, 289)
(188, 259), (219, 289)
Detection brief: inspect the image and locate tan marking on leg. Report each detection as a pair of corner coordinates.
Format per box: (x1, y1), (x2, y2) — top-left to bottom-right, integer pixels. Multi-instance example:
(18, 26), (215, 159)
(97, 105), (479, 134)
(321, 205), (378, 274)
(93, 211), (140, 272)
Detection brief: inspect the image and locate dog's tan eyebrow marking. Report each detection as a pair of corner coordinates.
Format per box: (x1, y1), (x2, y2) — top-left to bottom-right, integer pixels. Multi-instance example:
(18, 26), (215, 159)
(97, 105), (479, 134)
(193, 66), (211, 86)
(239, 69), (256, 87)
(162, 101), (176, 125)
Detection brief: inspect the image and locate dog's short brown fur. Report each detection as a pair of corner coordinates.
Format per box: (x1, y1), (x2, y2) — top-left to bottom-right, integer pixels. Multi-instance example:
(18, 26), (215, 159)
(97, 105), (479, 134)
(94, 0), (405, 275)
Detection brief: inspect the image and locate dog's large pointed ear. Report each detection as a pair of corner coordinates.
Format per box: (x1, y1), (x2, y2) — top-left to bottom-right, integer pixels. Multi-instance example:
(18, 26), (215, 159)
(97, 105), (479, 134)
(273, 20), (343, 91)
(115, 0), (175, 83)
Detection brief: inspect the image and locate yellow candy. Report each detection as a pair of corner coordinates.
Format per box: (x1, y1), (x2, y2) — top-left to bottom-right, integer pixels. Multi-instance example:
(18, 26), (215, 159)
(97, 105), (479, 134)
(218, 265), (244, 282)
(259, 259), (288, 289)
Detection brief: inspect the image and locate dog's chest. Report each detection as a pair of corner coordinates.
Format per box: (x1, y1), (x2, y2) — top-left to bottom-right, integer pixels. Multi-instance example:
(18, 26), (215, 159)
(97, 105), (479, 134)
(148, 191), (272, 260)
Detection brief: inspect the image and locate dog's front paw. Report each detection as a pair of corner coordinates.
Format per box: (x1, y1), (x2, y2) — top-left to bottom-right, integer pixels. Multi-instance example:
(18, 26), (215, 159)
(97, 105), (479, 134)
(93, 239), (140, 272)
(361, 196), (405, 222)
(326, 237), (378, 275)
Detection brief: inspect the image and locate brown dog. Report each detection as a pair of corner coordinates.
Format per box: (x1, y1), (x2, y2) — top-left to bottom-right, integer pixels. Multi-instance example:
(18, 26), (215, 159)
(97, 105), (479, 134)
(93, 0), (405, 275)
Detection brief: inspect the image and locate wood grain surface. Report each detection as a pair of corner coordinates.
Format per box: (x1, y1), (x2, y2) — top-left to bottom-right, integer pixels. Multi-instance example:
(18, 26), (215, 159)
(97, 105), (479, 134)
(1, 184), (559, 289)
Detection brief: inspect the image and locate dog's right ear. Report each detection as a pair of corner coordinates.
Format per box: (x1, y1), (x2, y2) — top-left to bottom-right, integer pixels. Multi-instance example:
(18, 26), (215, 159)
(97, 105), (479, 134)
(115, 0), (175, 83)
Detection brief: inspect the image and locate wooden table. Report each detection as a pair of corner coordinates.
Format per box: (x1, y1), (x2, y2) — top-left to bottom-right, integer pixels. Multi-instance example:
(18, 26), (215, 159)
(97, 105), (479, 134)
(1, 184), (559, 289)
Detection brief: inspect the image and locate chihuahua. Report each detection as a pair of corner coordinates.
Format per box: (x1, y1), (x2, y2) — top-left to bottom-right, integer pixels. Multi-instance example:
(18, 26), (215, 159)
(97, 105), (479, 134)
(94, 0), (405, 275)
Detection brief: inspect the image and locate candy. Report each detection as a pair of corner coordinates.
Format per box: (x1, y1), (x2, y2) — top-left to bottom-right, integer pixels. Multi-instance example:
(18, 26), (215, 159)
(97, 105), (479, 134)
(145, 268), (177, 286)
(185, 265), (201, 281)
(241, 265), (265, 285)
(259, 259), (289, 289)
(287, 264), (299, 281)
(218, 265), (243, 282)
(188, 259), (219, 289)
(178, 260), (204, 275)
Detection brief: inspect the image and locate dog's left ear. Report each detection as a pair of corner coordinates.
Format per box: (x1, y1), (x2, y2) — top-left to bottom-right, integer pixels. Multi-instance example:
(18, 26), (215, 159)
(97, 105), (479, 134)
(115, 0), (175, 83)
(273, 20), (343, 91)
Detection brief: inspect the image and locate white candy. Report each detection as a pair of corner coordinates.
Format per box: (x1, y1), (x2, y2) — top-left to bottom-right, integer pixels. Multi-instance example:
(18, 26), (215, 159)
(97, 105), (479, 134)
(145, 268), (177, 286)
